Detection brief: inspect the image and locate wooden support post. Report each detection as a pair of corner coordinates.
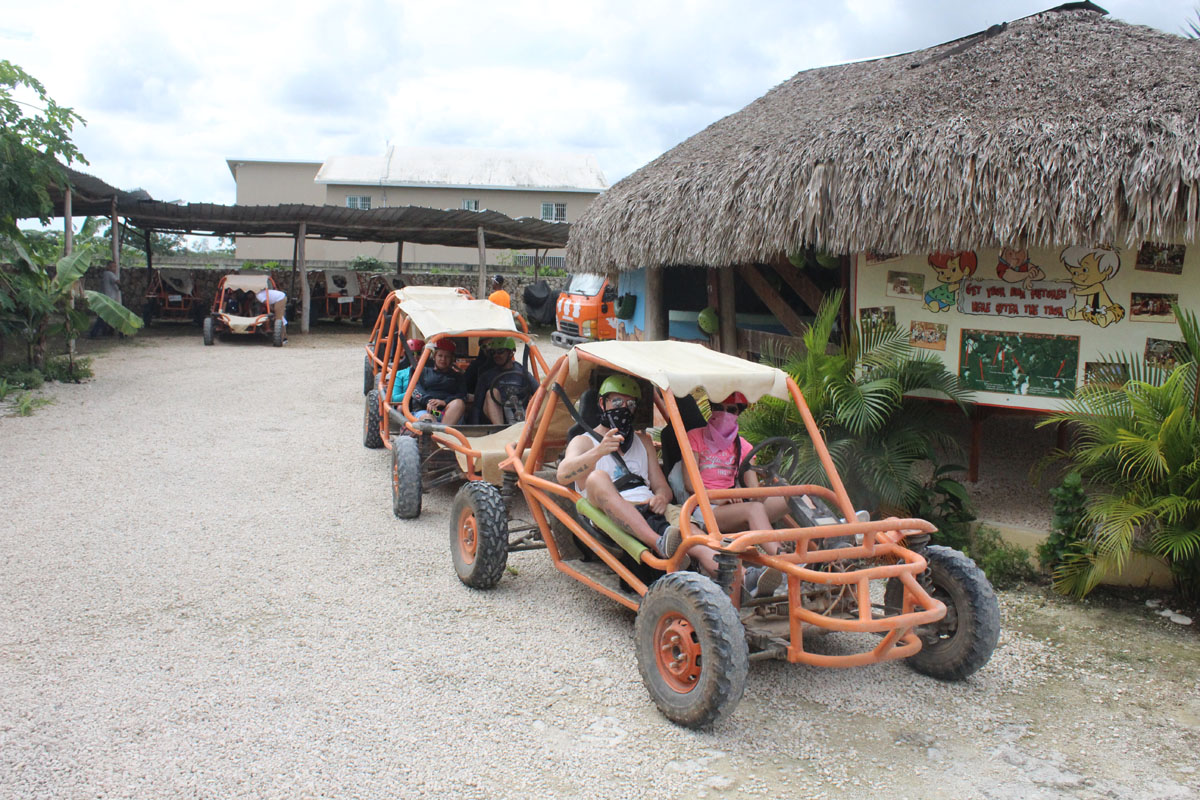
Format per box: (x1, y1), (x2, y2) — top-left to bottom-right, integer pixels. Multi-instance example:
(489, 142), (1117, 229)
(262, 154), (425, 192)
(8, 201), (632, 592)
(297, 222), (309, 334)
(717, 267), (737, 355)
(288, 234), (299, 303)
(144, 230), (153, 278)
(644, 266), (665, 341)
(737, 265), (806, 337)
(477, 227), (487, 298)
(766, 254), (824, 316)
(839, 255), (851, 343)
(64, 190), (75, 359)
(396, 240), (404, 275)
(110, 196), (120, 276)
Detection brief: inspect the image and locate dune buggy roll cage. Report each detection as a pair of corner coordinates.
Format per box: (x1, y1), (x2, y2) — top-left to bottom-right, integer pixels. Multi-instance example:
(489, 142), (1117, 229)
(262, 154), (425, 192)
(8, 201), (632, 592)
(499, 348), (948, 669)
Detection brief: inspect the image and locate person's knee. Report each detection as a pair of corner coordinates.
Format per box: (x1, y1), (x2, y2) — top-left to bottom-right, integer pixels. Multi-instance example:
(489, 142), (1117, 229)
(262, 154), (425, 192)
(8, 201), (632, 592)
(584, 469), (617, 497)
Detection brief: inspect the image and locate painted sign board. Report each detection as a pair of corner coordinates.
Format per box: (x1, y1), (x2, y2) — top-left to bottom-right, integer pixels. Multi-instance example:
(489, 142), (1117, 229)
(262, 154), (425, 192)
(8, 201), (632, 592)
(853, 244), (1193, 411)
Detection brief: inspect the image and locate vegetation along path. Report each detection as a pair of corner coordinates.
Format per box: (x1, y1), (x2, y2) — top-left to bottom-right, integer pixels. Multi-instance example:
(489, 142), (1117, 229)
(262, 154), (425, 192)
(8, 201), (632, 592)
(1, 328), (1197, 799)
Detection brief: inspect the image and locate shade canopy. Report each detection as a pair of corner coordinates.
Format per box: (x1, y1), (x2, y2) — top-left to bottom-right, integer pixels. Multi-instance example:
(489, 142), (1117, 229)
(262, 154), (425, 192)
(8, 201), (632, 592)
(399, 296), (520, 339)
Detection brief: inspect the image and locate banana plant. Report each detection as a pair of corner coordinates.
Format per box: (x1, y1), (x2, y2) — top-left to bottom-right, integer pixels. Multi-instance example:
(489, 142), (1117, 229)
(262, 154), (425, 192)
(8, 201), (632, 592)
(0, 239), (142, 370)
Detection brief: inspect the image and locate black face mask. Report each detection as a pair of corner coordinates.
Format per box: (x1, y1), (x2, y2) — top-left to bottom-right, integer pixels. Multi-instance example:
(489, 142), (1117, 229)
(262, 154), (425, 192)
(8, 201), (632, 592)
(599, 406), (636, 451)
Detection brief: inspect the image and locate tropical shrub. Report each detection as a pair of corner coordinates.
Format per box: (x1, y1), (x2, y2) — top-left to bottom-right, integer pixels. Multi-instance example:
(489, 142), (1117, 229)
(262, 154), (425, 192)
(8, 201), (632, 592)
(1038, 471), (1089, 573)
(970, 525), (1037, 589)
(1039, 304), (1200, 599)
(739, 289), (973, 519)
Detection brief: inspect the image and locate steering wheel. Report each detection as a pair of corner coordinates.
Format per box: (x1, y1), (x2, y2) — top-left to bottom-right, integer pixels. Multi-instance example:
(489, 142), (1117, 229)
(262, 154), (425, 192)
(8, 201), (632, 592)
(737, 436), (840, 534)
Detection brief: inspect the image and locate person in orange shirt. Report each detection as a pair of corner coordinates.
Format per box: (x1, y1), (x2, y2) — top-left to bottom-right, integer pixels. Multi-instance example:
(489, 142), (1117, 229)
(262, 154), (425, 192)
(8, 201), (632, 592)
(487, 274), (510, 308)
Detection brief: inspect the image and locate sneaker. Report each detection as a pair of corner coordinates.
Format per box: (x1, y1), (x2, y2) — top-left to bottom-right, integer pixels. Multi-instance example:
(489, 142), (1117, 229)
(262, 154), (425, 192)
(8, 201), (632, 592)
(744, 565), (784, 599)
(656, 525), (682, 558)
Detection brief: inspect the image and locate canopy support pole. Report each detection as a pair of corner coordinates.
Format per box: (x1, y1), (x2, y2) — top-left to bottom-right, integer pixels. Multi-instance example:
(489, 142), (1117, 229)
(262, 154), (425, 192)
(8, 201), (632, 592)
(477, 227), (486, 298)
(644, 267), (665, 341)
(288, 233), (299, 304)
(65, 190), (76, 360)
(396, 240), (404, 275)
(297, 222), (309, 334)
(717, 267), (737, 355)
(144, 229), (153, 279)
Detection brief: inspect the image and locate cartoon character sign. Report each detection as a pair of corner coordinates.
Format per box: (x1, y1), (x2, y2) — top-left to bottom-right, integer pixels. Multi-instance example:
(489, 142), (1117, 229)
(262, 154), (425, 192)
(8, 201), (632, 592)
(995, 247), (1045, 292)
(1061, 246), (1125, 328)
(924, 251), (977, 313)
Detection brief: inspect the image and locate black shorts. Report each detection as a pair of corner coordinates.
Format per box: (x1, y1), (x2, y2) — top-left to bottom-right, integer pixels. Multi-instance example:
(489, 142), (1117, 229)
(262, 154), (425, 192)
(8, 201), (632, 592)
(633, 504), (670, 537)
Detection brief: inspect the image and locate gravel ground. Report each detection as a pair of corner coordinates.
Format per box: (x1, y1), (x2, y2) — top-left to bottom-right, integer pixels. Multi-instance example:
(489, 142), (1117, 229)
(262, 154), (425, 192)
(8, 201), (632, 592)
(2, 327), (1198, 799)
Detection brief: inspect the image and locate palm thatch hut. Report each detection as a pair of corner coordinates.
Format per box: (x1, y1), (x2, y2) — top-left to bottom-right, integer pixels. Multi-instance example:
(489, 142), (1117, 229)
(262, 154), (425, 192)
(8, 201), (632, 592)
(567, 3), (1200, 356)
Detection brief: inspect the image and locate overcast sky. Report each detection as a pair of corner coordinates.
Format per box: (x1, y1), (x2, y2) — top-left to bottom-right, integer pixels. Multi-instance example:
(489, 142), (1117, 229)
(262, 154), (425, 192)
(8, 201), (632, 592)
(3, 0), (1196, 207)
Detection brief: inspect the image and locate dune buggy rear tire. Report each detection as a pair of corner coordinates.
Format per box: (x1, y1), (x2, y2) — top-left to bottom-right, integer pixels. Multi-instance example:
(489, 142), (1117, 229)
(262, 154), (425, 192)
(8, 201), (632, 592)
(635, 571), (748, 728)
(451, 482), (509, 589)
(202, 316), (214, 346)
(272, 318), (285, 347)
(392, 435), (422, 518)
(363, 354), (374, 396)
(885, 545), (999, 681)
(363, 389), (384, 449)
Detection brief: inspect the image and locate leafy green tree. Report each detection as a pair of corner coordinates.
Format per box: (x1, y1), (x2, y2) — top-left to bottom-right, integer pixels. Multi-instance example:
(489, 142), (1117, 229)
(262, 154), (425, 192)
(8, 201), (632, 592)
(739, 289), (972, 516)
(0, 60), (86, 236)
(1039, 304), (1200, 599)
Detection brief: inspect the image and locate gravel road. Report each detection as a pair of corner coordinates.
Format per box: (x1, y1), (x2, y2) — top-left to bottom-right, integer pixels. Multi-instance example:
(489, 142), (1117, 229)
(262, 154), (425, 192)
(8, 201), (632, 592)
(1, 328), (1197, 799)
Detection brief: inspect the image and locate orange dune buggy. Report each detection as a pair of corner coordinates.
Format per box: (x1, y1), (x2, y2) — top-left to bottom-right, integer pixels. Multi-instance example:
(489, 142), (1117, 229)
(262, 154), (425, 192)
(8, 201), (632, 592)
(362, 287), (549, 520)
(142, 267), (205, 326)
(202, 274), (286, 347)
(449, 340), (1000, 728)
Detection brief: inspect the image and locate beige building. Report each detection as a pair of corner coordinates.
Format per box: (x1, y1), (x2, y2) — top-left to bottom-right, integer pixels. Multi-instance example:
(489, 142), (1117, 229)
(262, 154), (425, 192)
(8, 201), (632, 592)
(227, 146), (607, 266)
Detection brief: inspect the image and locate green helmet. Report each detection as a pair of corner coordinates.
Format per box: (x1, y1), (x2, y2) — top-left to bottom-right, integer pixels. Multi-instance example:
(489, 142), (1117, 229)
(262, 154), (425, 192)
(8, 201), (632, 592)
(697, 306), (719, 335)
(489, 337), (516, 351)
(599, 374), (640, 400)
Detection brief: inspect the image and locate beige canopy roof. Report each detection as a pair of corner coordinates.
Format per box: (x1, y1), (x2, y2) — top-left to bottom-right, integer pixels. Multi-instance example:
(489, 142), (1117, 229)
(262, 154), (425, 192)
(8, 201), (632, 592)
(221, 274), (273, 292)
(400, 296), (519, 339)
(571, 341), (790, 403)
(394, 286), (471, 303)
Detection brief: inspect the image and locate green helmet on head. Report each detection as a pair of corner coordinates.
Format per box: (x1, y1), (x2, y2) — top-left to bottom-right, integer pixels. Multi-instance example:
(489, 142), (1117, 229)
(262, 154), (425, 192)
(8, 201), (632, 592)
(490, 337), (516, 351)
(599, 373), (640, 400)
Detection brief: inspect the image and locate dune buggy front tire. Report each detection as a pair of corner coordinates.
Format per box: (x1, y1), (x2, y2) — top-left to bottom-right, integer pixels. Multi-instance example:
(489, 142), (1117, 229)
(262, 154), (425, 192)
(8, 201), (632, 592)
(363, 354), (374, 396)
(886, 545), (1000, 681)
(451, 482), (509, 589)
(363, 389), (384, 449)
(391, 435), (422, 518)
(202, 316), (214, 346)
(635, 571), (748, 728)
(272, 318), (285, 347)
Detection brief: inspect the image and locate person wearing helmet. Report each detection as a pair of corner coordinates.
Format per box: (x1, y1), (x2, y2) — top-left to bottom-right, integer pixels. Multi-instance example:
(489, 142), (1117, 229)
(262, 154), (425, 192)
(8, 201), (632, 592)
(410, 338), (467, 424)
(475, 337), (537, 424)
(487, 274), (510, 309)
(390, 338), (426, 404)
(681, 391), (789, 597)
(556, 374), (722, 571)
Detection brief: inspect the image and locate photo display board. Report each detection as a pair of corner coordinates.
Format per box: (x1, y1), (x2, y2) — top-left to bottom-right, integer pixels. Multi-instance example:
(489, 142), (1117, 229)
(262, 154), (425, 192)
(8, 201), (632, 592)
(853, 244), (1194, 411)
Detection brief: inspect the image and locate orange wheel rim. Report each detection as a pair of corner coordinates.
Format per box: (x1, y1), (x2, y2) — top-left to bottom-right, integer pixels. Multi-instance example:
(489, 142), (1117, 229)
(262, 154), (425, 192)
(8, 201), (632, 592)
(458, 508), (477, 563)
(654, 612), (702, 693)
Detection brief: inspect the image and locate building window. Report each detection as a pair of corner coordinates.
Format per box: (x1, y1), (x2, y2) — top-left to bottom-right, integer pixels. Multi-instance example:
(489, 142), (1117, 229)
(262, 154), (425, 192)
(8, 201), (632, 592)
(346, 195), (372, 210)
(461, 199), (479, 211)
(541, 202), (566, 222)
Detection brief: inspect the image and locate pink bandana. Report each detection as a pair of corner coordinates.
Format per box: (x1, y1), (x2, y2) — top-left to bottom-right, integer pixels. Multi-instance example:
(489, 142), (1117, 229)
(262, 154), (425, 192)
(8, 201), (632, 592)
(704, 410), (739, 451)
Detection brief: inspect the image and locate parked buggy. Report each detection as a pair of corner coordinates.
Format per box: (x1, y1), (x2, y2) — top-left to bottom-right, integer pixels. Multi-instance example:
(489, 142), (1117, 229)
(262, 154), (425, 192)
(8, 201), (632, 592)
(448, 340), (1000, 728)
(142, 268), (205, 326)
(362, 287), (548, 519)
(309, 269), (368, 324)
(202, 274), (286, 347)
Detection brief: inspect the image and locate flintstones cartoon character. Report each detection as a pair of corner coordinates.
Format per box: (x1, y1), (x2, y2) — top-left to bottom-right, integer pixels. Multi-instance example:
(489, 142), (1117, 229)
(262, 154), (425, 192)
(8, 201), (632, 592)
(924, 251), (977, 313)
(996, 247), (1045, 292)
(1061, 246), (1125, 328)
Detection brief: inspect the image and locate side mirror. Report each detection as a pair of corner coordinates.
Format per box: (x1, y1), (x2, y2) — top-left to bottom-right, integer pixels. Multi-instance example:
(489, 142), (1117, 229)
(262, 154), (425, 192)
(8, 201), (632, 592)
(602, 285), (617, 303)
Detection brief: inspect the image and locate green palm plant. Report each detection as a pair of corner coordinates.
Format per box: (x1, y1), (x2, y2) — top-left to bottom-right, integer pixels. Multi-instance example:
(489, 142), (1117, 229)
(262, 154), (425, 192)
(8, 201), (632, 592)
(1039, 304), (1200, 598)
(739, 288), (972, 514)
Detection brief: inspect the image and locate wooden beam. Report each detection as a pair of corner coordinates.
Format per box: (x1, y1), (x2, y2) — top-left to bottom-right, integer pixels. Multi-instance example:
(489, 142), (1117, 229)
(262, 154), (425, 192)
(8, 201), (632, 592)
(297, 222), (309, 334)
(717, 267), (737, 355)
(396, 240), (404, 275)
(644, 267), (665, 341)
(737, 265), (806, 337)
(766, 255), (824, 316)
(65, 190), (75, 360)
(110, 196), (121, 276)
(477, 227), (487, 298)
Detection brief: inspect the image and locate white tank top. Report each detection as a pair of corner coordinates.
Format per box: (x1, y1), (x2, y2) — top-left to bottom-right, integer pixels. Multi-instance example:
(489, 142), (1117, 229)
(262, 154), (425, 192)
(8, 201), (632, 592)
(578, 433), (655, 504)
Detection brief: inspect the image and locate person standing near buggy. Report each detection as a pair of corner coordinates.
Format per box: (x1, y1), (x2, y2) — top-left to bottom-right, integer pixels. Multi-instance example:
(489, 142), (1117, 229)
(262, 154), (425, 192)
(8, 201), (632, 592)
(474, 337), (537, 424)
(88, 260), (121, 338)
(557, 376), (719, 574)
(255, 286), (288, 343)
(411, 339), (467, 425)
(487, 274), (510, 308)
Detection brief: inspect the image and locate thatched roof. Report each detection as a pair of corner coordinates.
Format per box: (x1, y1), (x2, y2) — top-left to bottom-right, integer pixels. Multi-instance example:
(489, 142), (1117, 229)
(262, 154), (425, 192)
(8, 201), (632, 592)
(568, 4), (1200, 271)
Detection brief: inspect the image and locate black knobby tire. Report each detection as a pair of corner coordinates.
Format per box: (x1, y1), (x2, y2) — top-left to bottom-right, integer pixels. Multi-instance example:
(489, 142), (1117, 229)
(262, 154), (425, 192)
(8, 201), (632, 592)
(392, 435), (422, 519)
(363, 354), (374, 396)
(634, 571), (748, 728)
(272, 318), (285, 347)
(450, 482), (509, 589)
(885, 545), (1000, 681)
(363, 389), (384, 449)
(202, 316), (214, 346)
